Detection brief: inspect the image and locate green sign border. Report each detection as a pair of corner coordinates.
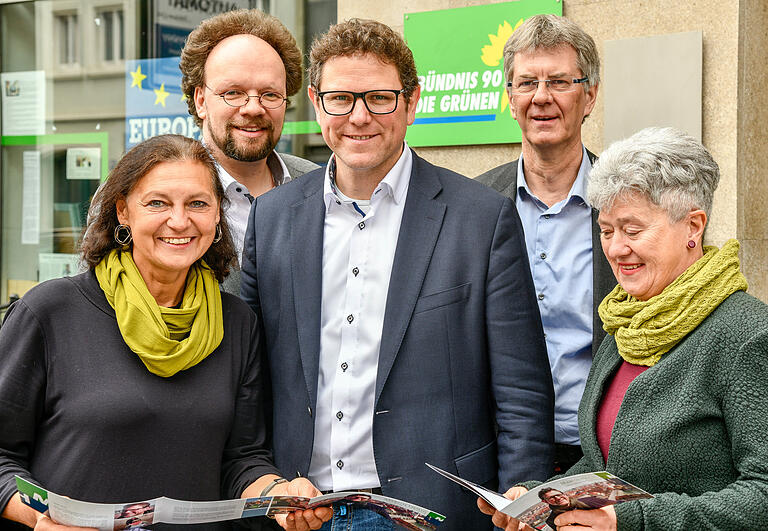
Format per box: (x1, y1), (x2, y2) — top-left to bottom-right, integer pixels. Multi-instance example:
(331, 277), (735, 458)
(283, 121), (321, 135)
(2, 132), (110, 181)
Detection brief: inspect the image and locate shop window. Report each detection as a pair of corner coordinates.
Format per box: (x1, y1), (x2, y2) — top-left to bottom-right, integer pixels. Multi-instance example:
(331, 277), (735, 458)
(1, 0), (334, 304)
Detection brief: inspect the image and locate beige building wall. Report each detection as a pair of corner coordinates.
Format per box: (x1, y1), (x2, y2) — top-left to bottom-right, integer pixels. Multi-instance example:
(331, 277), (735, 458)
(337, 0), (768, 302)
(737, 0), (768, 302)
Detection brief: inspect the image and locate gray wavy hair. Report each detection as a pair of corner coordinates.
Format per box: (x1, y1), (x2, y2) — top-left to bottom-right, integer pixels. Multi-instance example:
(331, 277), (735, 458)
(503, 14), (600, 91)
(587, 127), (720, 222)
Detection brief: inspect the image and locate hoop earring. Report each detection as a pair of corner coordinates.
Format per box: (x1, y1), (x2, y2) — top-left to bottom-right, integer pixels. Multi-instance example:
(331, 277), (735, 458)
(687, 240), (696, 249)
(114, 224), (132, 246)
(212, 224), (222, 244)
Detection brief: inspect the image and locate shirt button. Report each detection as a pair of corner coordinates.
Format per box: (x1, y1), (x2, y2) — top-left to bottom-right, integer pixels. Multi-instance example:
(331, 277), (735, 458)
(236, 187), (242, 193)
(352, 267), (359, 276)
(336, 460), (344, 470)
(347, 314), (354, 323)
(336, 200), (341, 205)
(358, 221), (365, 230)
(538, 293), (545, 300)
(540, 252), (547, 260)
(341, 362), (348, 371)
(336, 411), (343, 421)
(544, 214), (551, 219)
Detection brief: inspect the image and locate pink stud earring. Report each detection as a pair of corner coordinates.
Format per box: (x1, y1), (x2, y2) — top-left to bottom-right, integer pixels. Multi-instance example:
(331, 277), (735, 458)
(687, 240), (696, 249)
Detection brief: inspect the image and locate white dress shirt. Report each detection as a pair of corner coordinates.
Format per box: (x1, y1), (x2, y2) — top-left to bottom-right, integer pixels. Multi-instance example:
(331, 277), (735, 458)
(308, 145), (412, 492)
(218, 152), (291, 265)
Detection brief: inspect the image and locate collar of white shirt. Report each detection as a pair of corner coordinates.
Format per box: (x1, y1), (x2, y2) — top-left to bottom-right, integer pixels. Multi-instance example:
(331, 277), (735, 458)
(217, 150), (291, 193)
(322, 143), (412, 213)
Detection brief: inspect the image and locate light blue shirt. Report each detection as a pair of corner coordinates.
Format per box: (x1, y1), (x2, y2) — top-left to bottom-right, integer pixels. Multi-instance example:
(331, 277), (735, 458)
(516, 146), (593, 445)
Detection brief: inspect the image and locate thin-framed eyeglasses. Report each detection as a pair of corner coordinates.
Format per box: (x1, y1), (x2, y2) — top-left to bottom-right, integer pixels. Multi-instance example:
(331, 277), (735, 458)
(316, 89), (406, 116)
(205, 85), (288, 109)
(507, 77), (589, 95)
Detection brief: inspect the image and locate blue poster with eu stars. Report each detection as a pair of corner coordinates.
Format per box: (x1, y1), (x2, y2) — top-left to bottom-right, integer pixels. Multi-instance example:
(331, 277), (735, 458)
(125, 57), (200, 150)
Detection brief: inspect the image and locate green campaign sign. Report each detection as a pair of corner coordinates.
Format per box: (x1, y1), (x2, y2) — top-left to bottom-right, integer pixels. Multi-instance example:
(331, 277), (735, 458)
(404, 0), (561, 147)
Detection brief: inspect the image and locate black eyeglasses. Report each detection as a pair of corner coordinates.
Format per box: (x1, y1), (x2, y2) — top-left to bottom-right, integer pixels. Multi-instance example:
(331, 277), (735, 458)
(315, 89), (406, 116)
(205, 85), (288, 109)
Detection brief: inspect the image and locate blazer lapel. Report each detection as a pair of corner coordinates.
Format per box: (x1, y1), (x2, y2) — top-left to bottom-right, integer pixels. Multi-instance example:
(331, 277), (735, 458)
(291, 174), (325, 411)
(507, 160), (519, 201)
(375, 153), (446, 404)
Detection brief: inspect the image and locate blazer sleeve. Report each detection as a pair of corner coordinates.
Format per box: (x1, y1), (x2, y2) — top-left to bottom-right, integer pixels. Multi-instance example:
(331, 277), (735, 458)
(0, 300), (47, 513)
(487, 198), (555, 488)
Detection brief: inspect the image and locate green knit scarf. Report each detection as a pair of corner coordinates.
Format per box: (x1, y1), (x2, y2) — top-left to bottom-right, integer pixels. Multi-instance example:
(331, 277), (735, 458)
(598, 239), (748, 366)
(95, 249), (223, 377)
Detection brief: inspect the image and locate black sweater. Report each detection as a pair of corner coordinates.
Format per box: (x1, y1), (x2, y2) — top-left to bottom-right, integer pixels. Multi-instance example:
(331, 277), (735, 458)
(0, 270), (280, 527)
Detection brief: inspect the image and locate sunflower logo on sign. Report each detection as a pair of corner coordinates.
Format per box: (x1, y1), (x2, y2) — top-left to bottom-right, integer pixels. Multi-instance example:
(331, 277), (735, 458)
(480, 19), (523, 113)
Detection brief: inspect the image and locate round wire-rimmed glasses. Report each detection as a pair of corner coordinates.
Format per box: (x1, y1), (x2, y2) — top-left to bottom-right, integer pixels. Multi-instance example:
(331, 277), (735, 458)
(205, 85), (288, 109)
(506, 77), (589, 95)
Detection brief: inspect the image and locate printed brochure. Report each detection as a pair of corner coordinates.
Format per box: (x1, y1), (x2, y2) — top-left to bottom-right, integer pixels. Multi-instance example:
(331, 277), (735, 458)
(427, 463), (652, 530)
(15, 476), (446, 530)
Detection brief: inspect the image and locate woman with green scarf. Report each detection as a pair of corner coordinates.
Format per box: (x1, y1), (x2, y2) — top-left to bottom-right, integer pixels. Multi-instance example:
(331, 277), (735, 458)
(479, 127), (768, 530)
(0, 135), (330, 531)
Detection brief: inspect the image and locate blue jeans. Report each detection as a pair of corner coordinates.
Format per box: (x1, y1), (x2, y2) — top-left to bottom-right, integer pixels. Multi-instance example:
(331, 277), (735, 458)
(319, 503), (395, 531)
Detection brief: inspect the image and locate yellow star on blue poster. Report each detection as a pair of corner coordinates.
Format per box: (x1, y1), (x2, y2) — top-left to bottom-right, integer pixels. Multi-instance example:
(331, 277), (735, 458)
(130, 65), (147, 89)
(154, 83), (170, 107)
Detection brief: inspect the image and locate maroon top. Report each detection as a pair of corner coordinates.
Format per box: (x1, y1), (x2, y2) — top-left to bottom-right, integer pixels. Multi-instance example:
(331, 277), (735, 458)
(596, 360), (649, 463)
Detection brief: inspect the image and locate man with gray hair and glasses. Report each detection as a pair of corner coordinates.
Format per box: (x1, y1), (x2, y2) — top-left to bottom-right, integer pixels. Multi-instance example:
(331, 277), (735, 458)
(476, 14), (615, 474)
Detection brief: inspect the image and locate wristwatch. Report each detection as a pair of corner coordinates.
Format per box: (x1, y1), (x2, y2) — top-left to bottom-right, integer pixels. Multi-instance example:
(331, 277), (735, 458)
(260, 477), (288, 497)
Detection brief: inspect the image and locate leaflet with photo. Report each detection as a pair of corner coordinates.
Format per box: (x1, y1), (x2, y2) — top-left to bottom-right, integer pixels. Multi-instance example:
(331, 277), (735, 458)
(15, 476), (445, 531)
(427, 464), (652, 530)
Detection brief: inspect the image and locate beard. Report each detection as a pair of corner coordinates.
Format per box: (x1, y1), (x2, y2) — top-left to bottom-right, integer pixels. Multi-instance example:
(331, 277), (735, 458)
(208, 118), (278, 162)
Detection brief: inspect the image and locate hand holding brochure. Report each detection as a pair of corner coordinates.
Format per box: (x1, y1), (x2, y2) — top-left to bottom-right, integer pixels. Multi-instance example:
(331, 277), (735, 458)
(15, 476), (446, 531)
(426, 463), (652, 531)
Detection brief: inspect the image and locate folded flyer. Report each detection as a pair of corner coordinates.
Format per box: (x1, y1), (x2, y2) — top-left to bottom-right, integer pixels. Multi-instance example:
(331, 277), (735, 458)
(426, 463), (652, 530)
(15, 476), (446, 530)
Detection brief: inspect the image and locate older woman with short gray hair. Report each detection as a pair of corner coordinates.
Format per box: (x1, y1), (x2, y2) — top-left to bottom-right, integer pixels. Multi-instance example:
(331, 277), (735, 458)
(480, 127), (768, 530)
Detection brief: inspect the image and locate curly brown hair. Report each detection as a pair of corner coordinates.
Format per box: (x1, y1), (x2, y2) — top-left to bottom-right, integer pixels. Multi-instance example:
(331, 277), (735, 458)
(308, 18), (419, 100)
(80, 135), (236, 282)
(180, 9), (303, 126)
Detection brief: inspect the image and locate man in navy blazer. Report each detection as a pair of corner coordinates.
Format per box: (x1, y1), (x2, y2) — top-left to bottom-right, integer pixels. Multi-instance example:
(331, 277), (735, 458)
(241, 19), (554, 531)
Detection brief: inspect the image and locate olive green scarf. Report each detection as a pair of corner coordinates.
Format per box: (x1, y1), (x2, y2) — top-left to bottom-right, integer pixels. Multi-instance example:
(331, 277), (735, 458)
(598, 239), (748, 366)
(94, 249), (223, 377)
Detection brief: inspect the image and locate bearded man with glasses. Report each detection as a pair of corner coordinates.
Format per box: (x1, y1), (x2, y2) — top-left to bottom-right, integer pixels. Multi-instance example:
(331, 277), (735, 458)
(240, 18), (554, 531)
(180, 9), (318, 293)
(476, 14), (615, 478)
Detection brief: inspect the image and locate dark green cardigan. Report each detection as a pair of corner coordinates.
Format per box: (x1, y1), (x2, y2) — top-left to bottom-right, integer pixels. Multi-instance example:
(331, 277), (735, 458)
(530, 290), (768, 530)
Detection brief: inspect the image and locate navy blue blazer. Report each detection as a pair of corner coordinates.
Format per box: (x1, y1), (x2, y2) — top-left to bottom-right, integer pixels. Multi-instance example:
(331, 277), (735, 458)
(241, 151), (554, 530)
